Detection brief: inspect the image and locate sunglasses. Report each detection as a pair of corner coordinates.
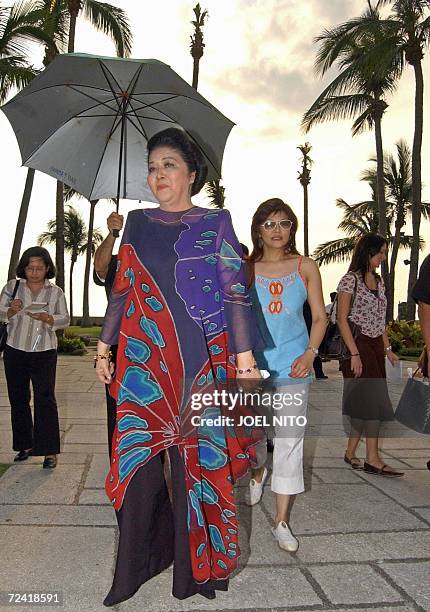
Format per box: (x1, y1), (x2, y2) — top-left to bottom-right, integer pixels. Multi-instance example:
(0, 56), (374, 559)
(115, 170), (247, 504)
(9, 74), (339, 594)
(260, 219), (293, 231)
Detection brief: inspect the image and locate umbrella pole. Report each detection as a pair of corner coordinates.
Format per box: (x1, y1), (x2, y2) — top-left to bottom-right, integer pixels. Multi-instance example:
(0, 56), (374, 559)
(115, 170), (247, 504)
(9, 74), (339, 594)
(113, 110), (126, 237)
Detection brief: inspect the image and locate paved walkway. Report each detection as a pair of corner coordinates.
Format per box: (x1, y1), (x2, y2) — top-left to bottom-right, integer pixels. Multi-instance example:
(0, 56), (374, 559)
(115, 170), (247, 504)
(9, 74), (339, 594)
(0, 353), (429, 612)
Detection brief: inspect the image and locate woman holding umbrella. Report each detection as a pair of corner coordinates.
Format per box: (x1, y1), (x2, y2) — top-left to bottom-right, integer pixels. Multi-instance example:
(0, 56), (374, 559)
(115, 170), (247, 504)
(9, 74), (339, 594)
(95, 128), (263, 605)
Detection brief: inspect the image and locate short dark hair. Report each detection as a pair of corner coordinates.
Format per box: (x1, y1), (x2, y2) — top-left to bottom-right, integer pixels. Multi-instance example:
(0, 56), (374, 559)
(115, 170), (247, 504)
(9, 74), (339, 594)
(348, 233), (388, 280)
(16, 247), (56, 279)
(330, 291), (337, 301)
(147, 128), (208, 196)
(249, 198), (300, 263)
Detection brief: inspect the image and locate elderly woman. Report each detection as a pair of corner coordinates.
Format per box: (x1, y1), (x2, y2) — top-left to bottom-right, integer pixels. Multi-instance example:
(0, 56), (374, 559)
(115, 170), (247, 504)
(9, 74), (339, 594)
(0, 246), (69, 469)
(95, 128), (263, 606)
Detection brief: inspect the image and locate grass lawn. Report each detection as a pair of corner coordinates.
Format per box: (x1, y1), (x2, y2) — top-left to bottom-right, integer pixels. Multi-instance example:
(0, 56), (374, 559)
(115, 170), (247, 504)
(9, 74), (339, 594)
(0, 464), (11, 478)
(67, 326), (101, 338)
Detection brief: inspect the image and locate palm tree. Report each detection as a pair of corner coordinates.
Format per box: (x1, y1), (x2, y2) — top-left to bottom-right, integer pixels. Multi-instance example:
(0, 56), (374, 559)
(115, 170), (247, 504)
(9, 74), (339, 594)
(81, 198), (98, 326)
(363, 140), (418, 319)
(302, 4), (403, 247)
(38, 205), (102, 323)
(206, 180), (225, 209)
(297, 143), (313, 256)
(376, 0), (430, 319)
(190, 3), (208, 90)
(2, 1), (58, 280)
(313, 164), (430, 320)
(189, 3), (225, 208)
(0, 1), (51, 102)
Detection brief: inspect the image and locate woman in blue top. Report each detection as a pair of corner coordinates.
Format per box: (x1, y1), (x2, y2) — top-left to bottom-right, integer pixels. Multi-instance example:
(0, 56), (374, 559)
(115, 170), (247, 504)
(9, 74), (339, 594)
(248, 198), (326, 552)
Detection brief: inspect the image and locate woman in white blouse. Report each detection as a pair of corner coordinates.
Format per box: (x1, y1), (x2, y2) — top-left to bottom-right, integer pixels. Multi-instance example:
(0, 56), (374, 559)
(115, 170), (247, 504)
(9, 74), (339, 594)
(0, 247), (69, 468)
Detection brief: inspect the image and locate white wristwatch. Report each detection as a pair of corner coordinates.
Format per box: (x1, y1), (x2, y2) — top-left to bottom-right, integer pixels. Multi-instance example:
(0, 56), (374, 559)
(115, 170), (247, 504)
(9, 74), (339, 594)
(307, 345), (319, 356)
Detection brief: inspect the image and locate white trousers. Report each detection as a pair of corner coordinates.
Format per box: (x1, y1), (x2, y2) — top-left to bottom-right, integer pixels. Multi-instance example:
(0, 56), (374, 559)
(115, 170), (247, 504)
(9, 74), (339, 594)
(257, 384), (309, 496)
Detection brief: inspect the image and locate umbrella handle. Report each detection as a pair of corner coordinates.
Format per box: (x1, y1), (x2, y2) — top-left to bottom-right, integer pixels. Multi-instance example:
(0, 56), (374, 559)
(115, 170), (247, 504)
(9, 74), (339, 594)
(112, 229), (120, 238)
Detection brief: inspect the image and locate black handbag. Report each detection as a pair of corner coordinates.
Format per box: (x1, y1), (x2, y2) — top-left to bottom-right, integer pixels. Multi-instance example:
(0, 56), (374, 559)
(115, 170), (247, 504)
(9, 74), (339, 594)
(395, 369), (430, 434)
(0, 279), (20, 353)
(319, 273), (359, 361)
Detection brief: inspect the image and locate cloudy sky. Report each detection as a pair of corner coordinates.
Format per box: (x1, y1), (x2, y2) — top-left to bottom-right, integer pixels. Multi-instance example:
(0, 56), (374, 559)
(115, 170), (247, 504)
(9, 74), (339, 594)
(0, 0), (429, 317)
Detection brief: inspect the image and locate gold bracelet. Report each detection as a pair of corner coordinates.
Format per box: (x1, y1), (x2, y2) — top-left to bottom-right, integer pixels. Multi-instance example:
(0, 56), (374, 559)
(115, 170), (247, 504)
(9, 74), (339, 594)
(93, 352), (112, 368)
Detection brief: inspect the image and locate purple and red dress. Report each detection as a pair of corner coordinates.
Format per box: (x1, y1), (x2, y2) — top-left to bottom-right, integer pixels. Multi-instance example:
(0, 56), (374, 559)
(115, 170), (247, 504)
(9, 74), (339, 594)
(100, 206), (262, 605)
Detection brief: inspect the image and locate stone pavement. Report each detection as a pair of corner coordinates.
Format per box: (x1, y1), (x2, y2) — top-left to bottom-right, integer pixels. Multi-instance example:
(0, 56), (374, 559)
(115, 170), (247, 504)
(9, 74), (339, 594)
(0, 353), (429, 612)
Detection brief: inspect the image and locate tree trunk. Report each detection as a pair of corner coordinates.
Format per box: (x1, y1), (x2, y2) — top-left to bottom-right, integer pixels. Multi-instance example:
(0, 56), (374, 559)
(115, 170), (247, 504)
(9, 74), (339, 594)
(69, 257), (75, 324)
(303, 183), (309, 256)
(192, 58), (199, 90)
(8, 168), (35, 280)
(55, 181), (65, 291)
(406, 60), (424, 321)
(373, 113), (389, 309)
(68, 12), (77, 53)
(81, 200), (97, 327)
(388, 215), (404, 321)
(374, 115), (387, 237)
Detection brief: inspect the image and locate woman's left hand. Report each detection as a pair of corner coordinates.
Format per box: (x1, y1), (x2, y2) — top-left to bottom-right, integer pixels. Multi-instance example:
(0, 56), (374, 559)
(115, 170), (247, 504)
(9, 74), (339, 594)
(236, 367), (262, 392)
(27, 312), (52, 325)
(386, 349), (399, 366)
(290, 352), (314, 378)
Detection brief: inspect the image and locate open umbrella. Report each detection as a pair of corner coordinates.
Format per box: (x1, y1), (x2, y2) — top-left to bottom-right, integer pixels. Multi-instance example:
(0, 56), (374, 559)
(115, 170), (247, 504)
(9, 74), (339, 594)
(2, 53), (234, 229)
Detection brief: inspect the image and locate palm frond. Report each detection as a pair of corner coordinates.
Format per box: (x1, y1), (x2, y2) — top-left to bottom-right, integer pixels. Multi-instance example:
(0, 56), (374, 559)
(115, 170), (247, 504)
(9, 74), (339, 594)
(205, 179), (225, 209)
(302, 92), (370, 133)
(313, 237), (356, 265)
(83, 0), (133, 57)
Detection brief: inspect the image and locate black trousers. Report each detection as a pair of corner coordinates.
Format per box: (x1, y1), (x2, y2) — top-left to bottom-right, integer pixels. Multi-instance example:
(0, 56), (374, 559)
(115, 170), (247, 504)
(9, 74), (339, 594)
(105, 344), (118, 459)
(3, 345), (60, 455)
(104, 446), (227, 606)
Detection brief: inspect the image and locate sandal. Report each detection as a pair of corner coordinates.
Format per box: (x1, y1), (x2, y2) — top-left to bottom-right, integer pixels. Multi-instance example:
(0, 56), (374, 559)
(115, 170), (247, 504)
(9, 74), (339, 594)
(344, 454), (363, 470)
(363, 462), (404, 477)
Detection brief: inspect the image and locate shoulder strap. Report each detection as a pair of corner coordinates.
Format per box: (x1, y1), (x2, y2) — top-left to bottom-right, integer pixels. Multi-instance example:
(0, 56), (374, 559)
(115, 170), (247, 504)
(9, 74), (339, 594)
(350, 272), (359, 311)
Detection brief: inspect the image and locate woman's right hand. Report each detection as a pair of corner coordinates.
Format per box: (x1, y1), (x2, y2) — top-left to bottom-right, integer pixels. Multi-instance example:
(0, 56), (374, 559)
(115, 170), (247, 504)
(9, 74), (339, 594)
(95, 357), (115, 384)
(350, 354), (362, 378)
(7, 299), (23, 318)
(95, 341), (114, 384)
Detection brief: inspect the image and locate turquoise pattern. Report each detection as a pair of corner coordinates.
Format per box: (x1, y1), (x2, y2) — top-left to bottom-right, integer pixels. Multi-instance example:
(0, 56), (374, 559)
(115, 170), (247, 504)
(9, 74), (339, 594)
(118, 431), (152, 453)
(198, 439), (228, 470)
(118, 366), (163, 407)
(124, 337), (151, 364)
(117, 415), (149, 432)
(145, 296), (163, 311)
(139, 317), (166, 347)
(119, 446), (151, 482)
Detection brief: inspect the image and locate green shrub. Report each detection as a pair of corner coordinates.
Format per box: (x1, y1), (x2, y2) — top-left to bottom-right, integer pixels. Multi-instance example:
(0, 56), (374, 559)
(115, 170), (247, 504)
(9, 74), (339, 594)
(58, 331), (86, 355)
(398, 348), (423, 359)
(387, 321), (424, 354)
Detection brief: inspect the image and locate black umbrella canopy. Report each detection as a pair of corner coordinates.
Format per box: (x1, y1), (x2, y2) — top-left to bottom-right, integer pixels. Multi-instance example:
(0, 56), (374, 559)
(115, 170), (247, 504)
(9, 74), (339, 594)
(1, 53), (234, 202)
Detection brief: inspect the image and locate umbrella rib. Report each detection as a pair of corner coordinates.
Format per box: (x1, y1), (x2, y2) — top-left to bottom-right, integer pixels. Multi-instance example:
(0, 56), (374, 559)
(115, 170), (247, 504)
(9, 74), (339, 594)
(87, 84), (130, 200)
(131, 92), (218, 113)
(87, 112), (122, 201)
(131, 98), (221, 178)
(20, 94), (123, 165)
(7, 83), (123, 105)
(98, 60), (127, 103)
(67, 85), (121, 113)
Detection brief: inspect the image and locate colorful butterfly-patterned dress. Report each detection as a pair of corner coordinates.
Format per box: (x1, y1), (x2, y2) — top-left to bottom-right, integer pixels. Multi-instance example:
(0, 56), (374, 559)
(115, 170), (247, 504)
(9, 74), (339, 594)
(100, 206), (262, 605)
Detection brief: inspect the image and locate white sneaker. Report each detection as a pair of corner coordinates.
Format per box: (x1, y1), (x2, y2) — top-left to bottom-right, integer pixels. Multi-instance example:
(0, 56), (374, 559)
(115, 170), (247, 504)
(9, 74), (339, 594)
(271, 521), (299, 552)
(247, 467), (268, 506)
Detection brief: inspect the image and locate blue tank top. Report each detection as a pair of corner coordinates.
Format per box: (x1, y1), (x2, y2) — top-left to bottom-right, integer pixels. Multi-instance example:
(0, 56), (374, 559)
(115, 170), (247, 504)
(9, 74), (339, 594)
(250, 258), (311, 383)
